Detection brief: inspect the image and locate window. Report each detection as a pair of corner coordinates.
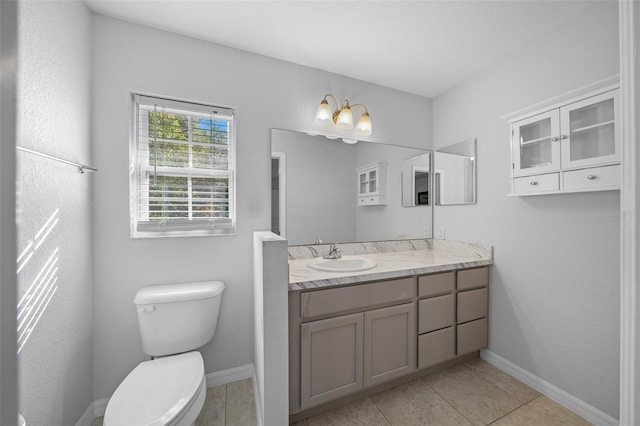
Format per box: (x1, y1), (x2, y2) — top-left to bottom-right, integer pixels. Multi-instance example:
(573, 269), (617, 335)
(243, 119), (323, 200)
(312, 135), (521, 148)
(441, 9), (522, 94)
(131, 94), (235, 237)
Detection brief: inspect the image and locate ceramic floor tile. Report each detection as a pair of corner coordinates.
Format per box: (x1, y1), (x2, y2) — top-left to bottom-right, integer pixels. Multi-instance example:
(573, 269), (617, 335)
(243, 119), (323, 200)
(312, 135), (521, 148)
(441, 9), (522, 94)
(424, 364), (523, 426)
(464, 358), (541, 404)
(225, 378), (257, 426)
(195, 384), (226, 426)
(489, 400), (555, 426)
(307, 397), (391, 426)
(372, 378), (472, 426)
(291, 420), (309, 426)
(525, 396), (592, 425)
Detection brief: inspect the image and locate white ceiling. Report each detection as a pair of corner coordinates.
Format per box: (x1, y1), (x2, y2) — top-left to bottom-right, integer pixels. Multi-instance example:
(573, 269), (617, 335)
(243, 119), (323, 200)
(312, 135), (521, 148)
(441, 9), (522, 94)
(83, 0), (608, 98)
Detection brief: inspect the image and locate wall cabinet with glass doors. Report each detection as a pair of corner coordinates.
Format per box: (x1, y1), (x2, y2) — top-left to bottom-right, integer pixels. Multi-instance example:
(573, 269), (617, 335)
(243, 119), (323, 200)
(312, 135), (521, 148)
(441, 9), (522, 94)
(356, 161), (387, 205)
(510, 87), (620, 196)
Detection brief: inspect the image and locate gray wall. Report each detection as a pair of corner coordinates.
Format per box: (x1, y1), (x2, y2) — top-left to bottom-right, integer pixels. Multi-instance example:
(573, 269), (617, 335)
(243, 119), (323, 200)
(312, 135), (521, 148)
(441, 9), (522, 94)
(432, 2), (620, 418)
(91, 15), (432, 400)
(16, 1), (94, 424)
(271, 130), (357, 245)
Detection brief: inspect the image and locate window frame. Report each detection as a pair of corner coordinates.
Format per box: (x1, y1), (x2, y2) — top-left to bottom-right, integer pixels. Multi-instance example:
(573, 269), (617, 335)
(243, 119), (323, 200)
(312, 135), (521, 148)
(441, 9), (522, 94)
(130, 93), (236, 238)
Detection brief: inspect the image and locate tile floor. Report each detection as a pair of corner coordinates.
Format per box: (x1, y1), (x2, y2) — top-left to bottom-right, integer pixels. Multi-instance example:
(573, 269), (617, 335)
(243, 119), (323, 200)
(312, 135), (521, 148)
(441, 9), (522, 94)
(91, 358), (592, 426)
(90, 377), (257, 426)
(294, 358), (593, 426)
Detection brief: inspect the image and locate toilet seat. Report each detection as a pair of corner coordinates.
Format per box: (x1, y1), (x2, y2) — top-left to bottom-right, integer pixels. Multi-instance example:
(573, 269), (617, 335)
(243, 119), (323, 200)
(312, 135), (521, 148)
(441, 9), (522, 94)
(104, 351), (206, 426)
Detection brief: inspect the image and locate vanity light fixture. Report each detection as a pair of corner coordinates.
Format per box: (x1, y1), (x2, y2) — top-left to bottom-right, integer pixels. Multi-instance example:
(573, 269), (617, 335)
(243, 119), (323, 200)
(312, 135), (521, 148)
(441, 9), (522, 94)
(315, 94), (372, 137)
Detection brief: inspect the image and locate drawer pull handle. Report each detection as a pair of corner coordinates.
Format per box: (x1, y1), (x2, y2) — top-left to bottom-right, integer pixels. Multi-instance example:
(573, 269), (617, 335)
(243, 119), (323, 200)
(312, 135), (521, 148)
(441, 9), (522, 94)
(587, 175), (597, 180)
(530, 181), (538, 186)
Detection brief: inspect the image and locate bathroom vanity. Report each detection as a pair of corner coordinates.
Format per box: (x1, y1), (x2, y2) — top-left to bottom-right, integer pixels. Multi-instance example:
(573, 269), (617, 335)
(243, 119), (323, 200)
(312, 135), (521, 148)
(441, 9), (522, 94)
(287, 239), (493, 420)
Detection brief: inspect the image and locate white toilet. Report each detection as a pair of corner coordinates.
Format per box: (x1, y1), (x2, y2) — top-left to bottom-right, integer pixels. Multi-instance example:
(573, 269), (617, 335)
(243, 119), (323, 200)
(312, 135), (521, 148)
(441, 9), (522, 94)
(104, 281), (225, 426)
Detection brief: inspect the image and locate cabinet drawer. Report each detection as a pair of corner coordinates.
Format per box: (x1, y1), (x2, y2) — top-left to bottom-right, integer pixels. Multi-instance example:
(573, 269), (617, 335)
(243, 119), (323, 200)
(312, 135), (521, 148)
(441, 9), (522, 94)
(418, 294), (454, 334)
(358, 195), (387, 206)
(418, 327), (455, 369)
(513, 173), (559, 194)
(457, 288), (488, 324)
(418, 272), (455, 298)
(563, 165), (620, 191)
(457, 267), (488, 291)
(457, 318), (488, 355)
(301, 278), (415, 320)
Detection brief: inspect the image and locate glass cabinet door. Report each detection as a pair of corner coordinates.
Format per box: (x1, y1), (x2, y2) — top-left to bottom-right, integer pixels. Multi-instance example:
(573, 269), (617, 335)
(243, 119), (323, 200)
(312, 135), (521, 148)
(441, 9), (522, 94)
(560, 89), (620, 169)
(368, 170), (377, 193)
(359, 172), (367, 195)
(512, 110), (560, 176)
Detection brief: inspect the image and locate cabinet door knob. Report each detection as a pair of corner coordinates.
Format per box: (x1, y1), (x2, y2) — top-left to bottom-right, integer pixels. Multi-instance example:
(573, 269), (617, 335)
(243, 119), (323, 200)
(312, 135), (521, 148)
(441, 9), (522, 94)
(587, 175), (597, 180)
(530, 181), (538, 186)
(550, 137), (559, 142)
(559, 135), (568, 140)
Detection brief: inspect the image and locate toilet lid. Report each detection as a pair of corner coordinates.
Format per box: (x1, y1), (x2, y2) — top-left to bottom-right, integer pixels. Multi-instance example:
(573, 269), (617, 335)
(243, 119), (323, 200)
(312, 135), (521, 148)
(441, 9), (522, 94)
(105, 351), (204, 426)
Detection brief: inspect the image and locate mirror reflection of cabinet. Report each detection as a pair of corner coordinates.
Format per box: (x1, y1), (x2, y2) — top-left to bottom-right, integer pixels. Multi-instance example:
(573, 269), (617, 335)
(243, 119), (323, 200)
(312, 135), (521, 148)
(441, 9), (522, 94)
(509, 85), (620, 195)
(356, 161), (387, 206)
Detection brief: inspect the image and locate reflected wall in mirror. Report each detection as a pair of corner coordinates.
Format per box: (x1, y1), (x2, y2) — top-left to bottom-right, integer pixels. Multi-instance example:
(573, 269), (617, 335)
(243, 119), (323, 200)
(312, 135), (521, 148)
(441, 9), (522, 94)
(434, 138), (477, 205)
(402, 153), (431, 207)
(271, 129), (433, 245)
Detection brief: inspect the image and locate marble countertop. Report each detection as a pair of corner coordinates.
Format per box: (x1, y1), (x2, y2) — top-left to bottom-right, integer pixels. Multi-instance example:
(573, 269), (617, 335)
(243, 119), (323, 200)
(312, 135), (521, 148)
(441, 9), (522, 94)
(288, 239), (493, 291)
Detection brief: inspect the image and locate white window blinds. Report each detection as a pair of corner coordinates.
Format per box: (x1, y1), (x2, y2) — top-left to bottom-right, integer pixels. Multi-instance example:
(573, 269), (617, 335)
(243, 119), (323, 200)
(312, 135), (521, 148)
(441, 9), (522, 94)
(131, 94), (235, 237)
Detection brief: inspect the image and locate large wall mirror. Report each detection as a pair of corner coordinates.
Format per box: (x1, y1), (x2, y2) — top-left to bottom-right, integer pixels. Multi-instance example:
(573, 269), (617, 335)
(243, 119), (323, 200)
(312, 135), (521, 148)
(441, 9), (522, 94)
(434, 138), (477, 205)
(271, 129), (433, 245)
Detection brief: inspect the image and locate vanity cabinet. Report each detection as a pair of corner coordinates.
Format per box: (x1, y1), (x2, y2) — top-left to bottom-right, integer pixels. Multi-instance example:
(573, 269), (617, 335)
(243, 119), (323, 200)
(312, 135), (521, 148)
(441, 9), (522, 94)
(456, 267), (489, 355)
(297, 278), (415, 410)
(509, 87), (620, 195)
(417, 268), (489, 368)
(417, 272), (456, 369)
(300, 313), (364, 408)
(291, 267), (489, 416)
(356, 161), (387, 206)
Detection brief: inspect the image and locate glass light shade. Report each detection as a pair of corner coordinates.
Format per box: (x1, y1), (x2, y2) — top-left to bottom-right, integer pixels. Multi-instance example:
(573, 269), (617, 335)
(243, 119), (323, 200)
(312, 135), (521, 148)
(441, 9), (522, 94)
(315, 100), (332, 123)
(336, 107), (354, 129)
(356, 112), (372, 135)
(342, 138), (358, 144)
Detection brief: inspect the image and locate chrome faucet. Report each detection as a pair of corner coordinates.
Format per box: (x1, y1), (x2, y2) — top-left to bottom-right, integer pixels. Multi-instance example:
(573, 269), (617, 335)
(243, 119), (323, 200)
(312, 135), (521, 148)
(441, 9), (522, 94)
(323, 243), (342, 260)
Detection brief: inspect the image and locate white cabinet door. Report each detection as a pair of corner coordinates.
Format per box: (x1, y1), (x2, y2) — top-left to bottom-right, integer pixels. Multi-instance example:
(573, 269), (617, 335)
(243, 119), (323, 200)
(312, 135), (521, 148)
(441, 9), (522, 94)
(512, 110), (561, 176)
(560, 89), (620, 169)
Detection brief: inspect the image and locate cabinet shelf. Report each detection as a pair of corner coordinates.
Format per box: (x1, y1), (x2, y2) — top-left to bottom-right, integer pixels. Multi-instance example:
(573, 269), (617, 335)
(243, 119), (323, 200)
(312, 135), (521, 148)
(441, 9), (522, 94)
(571, 120), (614, 135)
(520, 135), (552, 146)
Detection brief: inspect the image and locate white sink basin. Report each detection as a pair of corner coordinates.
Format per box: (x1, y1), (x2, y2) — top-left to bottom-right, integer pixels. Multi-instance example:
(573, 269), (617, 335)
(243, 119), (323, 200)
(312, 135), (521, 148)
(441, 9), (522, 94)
(308, 257), (377, 273)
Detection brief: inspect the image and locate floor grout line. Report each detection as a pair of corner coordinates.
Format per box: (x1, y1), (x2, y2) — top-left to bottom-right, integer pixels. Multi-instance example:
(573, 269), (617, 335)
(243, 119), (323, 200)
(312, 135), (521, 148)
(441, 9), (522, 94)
(419, 374), (477, 426)
(485, 395), (540, 425)
(368, 394), (393, 426)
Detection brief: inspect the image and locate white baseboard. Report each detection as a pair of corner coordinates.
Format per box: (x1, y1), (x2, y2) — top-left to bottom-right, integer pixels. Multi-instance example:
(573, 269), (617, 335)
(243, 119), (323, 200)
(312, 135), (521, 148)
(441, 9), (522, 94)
(75, 403), (96, 426)
(480, 350), (618, 426)
(83, 364), (256, 423)
(205, 363), (254, 388)
(93, 398), (109, 418)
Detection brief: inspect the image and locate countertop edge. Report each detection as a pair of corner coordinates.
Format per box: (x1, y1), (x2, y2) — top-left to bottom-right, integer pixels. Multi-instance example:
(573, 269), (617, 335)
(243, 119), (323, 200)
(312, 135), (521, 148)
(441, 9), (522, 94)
(288, 258), (493, 291)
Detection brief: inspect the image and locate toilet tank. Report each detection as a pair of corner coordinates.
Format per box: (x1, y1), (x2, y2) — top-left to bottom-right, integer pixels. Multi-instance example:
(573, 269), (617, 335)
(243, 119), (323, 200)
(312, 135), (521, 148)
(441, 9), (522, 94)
(134, 281), (225, 357)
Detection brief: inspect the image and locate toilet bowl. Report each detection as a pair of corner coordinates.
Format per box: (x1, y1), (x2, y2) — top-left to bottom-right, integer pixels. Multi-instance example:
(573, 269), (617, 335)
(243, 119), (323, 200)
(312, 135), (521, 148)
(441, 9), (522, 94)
(104, 352), (206, 426)
(104, 281), (224, 426)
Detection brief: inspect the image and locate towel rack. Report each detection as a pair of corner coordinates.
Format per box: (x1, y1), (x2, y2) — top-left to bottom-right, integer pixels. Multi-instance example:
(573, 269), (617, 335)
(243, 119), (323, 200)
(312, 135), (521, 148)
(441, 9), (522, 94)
(16, 146), (98, 174)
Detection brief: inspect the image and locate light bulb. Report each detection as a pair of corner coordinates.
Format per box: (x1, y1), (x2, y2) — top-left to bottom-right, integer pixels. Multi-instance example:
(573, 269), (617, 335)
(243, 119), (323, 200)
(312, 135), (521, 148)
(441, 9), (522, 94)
(342, 138), (358, 144)
(315, 100), (332, 123)
(356, 112), (372, 135)
(336, 106), (353, 129)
